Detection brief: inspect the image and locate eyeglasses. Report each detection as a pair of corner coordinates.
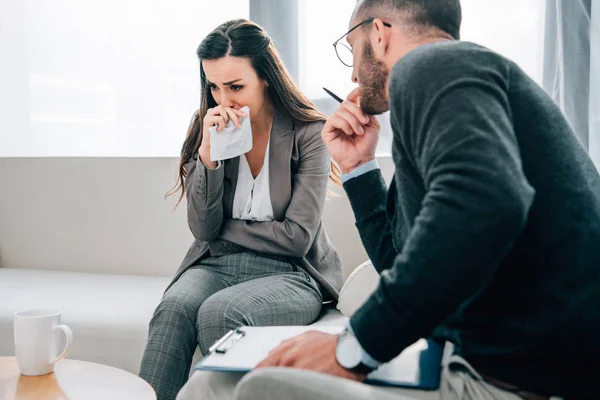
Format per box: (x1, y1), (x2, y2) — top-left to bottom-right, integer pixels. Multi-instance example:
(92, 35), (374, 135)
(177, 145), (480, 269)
(333, 18), (392, 67)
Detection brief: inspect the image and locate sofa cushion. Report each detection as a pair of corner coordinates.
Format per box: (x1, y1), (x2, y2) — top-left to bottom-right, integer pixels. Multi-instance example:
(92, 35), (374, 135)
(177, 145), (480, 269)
(0, 268), (171, 374)
(0, 268), (346, 374)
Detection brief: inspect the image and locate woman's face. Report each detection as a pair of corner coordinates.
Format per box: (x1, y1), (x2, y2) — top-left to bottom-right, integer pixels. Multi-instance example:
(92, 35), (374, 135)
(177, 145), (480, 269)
(202, 56), (269, 119)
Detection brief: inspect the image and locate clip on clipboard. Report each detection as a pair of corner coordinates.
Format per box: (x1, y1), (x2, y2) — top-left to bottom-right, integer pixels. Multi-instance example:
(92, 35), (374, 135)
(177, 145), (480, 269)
(196, 326), (444, 390)
(208, 327), (246, 354)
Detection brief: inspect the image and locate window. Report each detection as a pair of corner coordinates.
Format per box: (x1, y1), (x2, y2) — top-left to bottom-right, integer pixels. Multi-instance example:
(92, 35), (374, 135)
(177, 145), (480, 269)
(0, 0), (249, 156)
(460, 0), (546, 84)
(1, 0), (546, 157)
(299, 0), (546, 156)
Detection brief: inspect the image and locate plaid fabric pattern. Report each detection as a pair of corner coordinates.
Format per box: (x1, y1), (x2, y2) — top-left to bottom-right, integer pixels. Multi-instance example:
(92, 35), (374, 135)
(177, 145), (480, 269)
(139, 252), (322, 400)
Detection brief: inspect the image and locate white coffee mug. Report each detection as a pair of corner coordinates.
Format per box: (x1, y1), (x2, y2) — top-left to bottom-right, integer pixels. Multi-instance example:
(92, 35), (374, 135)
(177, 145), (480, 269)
(13, 309), (73, 376)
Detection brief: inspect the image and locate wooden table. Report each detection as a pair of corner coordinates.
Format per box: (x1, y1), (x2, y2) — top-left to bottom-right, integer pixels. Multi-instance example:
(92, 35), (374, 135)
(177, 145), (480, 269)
(0, 357), (156, 400)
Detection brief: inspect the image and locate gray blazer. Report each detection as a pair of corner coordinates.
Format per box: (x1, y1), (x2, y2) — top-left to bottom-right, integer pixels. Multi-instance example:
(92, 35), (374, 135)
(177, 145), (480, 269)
(166, 110), (345, 300)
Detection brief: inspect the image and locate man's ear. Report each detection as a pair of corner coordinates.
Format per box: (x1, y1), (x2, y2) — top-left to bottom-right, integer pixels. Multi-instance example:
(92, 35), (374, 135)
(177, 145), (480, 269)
(369, 18), (389, 59)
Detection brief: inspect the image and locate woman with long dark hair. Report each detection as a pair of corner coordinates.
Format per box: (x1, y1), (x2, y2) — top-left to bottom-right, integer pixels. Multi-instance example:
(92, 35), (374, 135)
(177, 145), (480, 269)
(139, 19), (344, 400)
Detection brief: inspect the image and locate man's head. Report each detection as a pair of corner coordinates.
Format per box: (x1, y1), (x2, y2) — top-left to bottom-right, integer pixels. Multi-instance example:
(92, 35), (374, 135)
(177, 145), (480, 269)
(345, 0), (462, 114)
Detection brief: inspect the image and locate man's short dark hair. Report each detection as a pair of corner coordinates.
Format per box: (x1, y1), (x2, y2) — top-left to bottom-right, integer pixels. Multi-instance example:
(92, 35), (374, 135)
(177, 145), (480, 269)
(355, 0), (462, 40)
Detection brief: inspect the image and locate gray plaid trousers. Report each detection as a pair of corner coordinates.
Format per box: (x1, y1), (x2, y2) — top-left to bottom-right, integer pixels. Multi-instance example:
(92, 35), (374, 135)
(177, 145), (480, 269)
(139, 251), (323, 400)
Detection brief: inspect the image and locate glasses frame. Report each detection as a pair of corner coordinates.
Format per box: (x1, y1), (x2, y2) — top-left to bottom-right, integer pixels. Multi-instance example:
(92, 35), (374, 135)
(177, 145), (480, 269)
(333, 18), (392, 67)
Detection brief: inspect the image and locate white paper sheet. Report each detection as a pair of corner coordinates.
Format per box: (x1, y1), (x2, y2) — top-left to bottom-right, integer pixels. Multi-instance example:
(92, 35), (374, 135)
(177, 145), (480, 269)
(196, 326), (443, 389)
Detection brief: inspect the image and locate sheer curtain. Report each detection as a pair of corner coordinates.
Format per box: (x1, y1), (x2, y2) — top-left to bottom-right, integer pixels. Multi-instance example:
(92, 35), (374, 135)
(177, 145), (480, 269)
(544, 0), (599, 169)
(591, 3), (599, 169)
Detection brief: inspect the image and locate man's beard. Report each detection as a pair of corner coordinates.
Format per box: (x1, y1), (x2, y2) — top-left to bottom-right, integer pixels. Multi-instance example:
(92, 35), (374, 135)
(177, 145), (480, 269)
(357, 42), (390, 115)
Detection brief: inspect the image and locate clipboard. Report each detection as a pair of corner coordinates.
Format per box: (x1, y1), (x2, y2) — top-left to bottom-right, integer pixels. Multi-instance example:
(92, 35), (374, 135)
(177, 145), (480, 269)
(195, 326), (444, 390)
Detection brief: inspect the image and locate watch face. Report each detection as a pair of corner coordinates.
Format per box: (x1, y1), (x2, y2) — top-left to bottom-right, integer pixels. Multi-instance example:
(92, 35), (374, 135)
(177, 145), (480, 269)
(336, 332), (362, 369)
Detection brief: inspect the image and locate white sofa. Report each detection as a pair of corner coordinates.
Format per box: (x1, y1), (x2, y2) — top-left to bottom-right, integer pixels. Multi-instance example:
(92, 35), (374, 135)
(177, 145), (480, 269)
(0, 262), (378, 375)
(0, 158), (384, 375)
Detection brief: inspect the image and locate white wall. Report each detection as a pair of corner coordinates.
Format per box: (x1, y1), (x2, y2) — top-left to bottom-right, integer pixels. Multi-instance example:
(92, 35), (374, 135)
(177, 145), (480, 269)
(0, 157), (394, 278)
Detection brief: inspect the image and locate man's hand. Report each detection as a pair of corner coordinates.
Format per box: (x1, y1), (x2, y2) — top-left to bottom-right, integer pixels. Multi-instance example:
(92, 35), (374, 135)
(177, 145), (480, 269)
(256, 331), (367, 382)
(322, 88), (380, 174)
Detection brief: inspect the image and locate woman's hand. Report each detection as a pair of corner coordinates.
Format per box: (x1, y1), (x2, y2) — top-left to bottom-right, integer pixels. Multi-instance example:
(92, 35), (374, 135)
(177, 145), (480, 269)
(199, 105), (248, 169)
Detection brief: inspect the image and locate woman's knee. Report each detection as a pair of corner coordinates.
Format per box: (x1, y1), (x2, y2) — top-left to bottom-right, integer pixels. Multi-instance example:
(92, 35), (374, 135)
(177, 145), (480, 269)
(196, 296), (241, 353)
(151, 290), (202, 327)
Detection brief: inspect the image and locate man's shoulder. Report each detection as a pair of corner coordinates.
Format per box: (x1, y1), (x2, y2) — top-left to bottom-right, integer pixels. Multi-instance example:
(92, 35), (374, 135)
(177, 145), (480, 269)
(389, 41), (510, 97)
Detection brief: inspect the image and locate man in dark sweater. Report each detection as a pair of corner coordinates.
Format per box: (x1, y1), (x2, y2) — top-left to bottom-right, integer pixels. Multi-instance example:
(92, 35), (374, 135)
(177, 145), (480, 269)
(241, 0), (600, 399)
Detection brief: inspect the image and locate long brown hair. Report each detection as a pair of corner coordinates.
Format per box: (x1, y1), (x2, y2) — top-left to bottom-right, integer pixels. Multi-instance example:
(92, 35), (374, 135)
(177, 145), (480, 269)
(167, 19), (341, 205)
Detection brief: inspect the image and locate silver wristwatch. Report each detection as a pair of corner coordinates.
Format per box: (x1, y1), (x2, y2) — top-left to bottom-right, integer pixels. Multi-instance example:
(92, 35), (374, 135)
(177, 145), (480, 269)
(335, 328), (375, 375)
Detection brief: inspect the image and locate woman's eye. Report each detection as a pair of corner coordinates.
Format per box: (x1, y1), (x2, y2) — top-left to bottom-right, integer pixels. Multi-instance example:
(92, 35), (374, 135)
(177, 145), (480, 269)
(230, 85), (243, 92)
(209, 85), (218, 91)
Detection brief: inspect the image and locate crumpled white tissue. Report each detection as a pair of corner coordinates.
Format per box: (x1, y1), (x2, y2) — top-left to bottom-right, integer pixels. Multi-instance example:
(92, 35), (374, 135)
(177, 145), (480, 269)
(209, 106), (253, 161)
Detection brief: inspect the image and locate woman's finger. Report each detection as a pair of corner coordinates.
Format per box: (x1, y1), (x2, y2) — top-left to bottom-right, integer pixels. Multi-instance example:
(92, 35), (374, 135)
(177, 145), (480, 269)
(234, 108), (248, 117)
(224, 107), (242, 129)
(205, 115), (226, 131)
(212, 106), (231, 130)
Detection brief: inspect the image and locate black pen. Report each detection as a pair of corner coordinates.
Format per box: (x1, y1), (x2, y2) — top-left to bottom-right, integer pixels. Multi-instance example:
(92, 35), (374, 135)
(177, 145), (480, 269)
(323, 87), (343, 103)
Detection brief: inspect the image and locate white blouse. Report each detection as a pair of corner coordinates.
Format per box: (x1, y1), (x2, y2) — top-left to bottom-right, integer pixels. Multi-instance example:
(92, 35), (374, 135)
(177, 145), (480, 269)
(231, 138), (274, 222)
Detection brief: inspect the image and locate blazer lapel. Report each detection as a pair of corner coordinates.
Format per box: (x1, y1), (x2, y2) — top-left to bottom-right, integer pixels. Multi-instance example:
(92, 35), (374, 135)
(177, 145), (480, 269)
(269, 110), (295, 221)
(223, 157), (239, 218)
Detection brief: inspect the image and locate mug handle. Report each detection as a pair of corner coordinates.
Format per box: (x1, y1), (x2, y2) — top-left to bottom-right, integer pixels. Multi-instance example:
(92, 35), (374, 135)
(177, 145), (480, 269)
(50, 325), (73, 364)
